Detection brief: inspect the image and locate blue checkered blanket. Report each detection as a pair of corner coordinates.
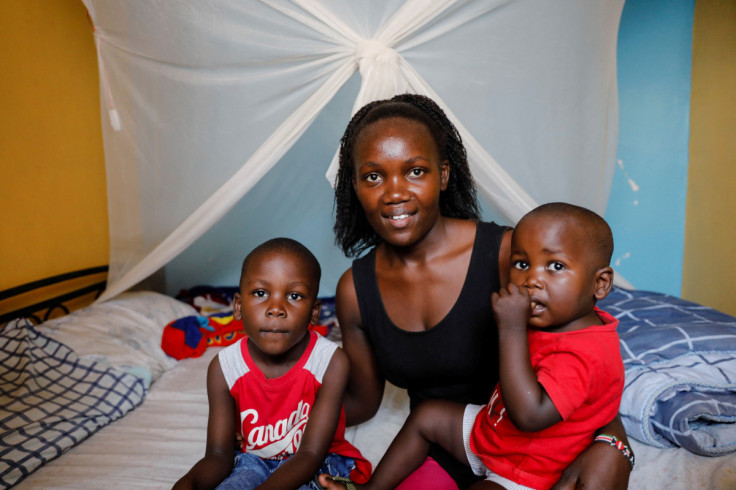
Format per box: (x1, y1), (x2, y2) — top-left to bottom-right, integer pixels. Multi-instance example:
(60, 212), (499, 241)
(0, 319), (146, 487)
(600, 288), (736, 456)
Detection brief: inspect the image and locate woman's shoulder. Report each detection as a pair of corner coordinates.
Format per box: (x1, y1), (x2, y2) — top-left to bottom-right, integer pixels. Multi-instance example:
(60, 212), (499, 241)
(445, 217), (506, 233)
(450, 218), (511, 284)
(445, 216), (477, 230)
(444, 218), (508, 250)
(476, 219), (511, 235)
(336, 267), (355, 296)
(442, 217), (478, 247)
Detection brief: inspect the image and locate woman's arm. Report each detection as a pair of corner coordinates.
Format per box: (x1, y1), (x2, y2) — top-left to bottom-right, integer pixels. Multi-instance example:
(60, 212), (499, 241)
(336, 268), (386, 426)
(174, 357), (237, 490)
(552, 414), (633, 490)
(258, 348), (351, 489)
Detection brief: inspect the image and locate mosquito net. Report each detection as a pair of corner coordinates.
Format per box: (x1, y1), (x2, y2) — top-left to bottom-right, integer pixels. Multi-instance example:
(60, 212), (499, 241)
(82, 0), (625, 301)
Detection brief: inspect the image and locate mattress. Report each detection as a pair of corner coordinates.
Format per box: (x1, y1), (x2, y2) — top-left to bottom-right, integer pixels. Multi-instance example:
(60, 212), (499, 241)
(15, 353), (736, 489)
(5, 289), (736, 489)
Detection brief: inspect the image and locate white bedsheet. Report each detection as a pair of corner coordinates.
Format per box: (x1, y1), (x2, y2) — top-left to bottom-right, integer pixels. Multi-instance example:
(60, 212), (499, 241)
(15, 348), (217, 489)
(16, 347), (736, 489)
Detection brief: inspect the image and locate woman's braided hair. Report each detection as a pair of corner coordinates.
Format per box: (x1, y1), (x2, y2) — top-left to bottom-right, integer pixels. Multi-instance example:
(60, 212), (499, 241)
(333, 93), (481, 257)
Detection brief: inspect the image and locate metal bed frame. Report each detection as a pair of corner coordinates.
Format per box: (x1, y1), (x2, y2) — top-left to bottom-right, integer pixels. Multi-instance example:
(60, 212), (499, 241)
(0, 266), (108, 325)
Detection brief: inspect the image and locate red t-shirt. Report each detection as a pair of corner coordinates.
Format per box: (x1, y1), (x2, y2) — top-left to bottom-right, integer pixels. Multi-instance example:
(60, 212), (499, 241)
(470, 308), (624, 489)
(219, 331), (371, 483)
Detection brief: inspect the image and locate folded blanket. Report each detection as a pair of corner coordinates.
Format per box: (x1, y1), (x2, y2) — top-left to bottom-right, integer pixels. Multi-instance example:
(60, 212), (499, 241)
(0, 319), (146, 487)
(600, 288), (736, 456)
(162, 290), (340, 360)
(161, 312), (331, 360)
(161, 312), (247, 360)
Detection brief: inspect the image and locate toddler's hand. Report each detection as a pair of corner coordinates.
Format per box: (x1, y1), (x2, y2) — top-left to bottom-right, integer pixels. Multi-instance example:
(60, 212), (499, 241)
(491, 283), (530, 332)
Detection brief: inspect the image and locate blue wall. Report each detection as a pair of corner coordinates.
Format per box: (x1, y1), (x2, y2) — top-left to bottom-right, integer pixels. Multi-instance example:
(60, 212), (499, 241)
(606, 0), (694, 296)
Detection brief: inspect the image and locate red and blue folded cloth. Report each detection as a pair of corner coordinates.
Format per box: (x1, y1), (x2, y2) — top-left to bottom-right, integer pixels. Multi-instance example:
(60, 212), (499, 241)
(162, 285), (333, 360)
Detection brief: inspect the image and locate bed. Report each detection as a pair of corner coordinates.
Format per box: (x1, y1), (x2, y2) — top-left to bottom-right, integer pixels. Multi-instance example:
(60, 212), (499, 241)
(2, 273), (736, 489)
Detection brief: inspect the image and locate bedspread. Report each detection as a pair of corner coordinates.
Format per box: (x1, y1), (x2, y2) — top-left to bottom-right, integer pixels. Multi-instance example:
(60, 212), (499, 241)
(600, 288), (736, 456)
(0, 319), (146, 487)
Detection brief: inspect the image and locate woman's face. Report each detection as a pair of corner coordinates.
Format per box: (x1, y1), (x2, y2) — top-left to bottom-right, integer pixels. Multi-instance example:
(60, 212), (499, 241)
(352, 117), (449, 248)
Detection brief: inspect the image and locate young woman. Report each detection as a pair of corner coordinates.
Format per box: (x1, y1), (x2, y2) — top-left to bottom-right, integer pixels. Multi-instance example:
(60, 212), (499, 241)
(331, 94), (632, 489)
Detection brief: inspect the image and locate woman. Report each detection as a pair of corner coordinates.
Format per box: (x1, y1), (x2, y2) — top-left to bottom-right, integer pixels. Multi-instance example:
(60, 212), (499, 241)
(331, 94), (632, 489)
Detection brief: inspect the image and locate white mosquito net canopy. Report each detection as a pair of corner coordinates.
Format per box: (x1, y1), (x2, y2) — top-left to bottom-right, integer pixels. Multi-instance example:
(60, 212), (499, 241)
(85, 0), (625, 302)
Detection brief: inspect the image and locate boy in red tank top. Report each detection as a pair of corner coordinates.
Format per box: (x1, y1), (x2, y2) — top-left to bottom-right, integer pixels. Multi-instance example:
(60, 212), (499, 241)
(175, 238), (370, 490)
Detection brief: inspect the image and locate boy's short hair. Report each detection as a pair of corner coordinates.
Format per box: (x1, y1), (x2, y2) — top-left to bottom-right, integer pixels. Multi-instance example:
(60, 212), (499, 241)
(521, 202), (614, 269)
(241, 238), (321, 293)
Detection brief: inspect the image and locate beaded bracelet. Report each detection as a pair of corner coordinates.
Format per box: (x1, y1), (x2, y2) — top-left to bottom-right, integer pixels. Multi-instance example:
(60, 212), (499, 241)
(594, 434), (635, 470)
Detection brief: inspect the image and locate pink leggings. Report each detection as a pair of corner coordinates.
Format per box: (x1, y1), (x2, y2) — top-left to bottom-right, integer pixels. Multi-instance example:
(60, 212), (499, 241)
(395, 456), (459, 490)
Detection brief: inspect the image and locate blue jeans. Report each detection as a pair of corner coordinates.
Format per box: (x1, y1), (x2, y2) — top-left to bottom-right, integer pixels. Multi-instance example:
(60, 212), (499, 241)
(215, 452), (356, 490)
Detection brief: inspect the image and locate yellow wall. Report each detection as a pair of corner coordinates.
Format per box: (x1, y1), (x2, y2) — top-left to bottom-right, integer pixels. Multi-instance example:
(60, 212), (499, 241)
(0, 0), (107, 310)
(682, 1), (736, 317)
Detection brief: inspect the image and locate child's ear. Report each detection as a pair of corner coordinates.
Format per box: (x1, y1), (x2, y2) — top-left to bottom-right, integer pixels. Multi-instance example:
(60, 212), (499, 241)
(233, 292), (243, 321)
(593, 267), (614, 300)
(310, 299), (322, 325)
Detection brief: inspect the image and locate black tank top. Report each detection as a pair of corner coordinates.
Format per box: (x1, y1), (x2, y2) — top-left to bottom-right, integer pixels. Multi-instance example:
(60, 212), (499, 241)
(352, 221), (506, 409)
(352, 221), (507, 487)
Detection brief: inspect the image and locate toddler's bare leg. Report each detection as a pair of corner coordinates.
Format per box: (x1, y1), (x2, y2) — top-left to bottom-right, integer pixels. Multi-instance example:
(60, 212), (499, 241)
(366, 399), (469, 489)
(319, 400), (468, 489)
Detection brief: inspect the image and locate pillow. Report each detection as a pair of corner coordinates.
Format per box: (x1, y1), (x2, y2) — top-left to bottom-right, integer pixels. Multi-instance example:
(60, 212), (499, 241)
(38, 291), (198, 385)
(0, 319), (146, 487)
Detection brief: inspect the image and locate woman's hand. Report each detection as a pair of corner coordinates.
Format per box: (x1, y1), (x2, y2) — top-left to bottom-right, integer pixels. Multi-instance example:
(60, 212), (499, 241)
(552, 436), (632, 490)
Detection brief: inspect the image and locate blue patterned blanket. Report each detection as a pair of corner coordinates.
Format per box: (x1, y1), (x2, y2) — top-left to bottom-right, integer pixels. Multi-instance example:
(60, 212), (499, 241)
(0, 319), (146, 487)
(600, 288), (736, 456)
